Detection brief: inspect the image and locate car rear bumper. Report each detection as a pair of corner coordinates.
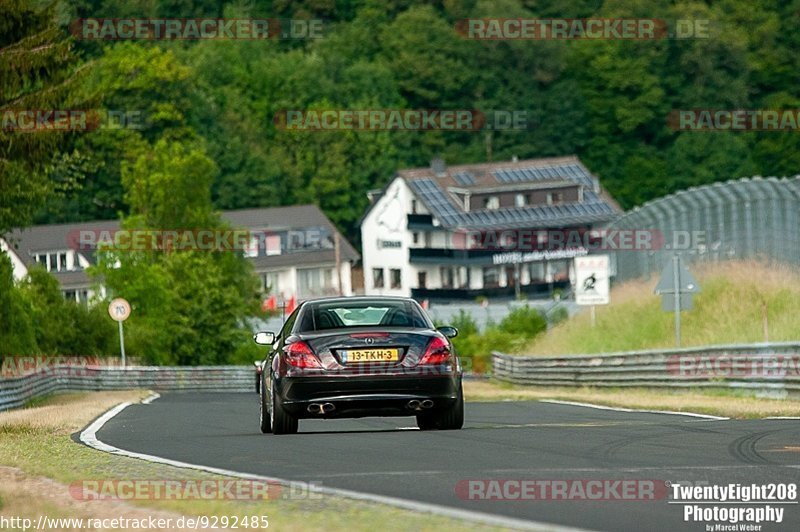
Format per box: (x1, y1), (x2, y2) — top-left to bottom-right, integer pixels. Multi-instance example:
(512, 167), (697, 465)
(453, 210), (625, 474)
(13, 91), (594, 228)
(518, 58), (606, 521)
(275, 373), (460, 419)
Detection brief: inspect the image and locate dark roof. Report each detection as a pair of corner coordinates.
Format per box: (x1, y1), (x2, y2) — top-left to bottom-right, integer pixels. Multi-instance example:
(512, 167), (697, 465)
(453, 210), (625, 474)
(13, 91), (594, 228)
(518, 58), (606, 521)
(399, 156), (621, 230)
(4, 204), (358, 271)
(222, 204), (359, 261)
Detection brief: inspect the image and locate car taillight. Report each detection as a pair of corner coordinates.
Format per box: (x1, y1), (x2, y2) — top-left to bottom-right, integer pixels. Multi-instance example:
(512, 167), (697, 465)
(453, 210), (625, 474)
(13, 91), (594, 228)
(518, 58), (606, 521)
(283, 341), (322, 368)
(419, 336), (452, 365)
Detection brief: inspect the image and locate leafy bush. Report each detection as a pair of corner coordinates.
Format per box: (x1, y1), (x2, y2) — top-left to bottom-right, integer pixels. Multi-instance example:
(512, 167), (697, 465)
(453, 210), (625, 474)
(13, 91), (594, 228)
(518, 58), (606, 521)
(498, 306), (547, 337)
(0, 255), (116, 357)
(448, 306), (546, 374)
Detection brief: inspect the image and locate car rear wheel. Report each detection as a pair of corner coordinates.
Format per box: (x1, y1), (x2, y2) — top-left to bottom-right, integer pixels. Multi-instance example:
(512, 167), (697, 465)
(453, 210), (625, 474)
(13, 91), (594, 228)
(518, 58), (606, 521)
(416, 382), (464, 430)
(270, 385), (298, 435)
(259, 376), (271, 434)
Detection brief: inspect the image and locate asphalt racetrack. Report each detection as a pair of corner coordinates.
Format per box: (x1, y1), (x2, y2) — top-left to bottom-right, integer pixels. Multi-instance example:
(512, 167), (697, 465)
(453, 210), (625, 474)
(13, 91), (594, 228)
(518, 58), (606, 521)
(94, 393), (800, 531)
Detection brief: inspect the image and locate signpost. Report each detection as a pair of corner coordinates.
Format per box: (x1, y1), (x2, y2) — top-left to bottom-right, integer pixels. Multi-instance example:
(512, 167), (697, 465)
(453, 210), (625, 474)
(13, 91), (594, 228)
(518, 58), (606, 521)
(654, 255), (700, 347)
(108, 298), (131, 367)
(574, 255), (610, 327)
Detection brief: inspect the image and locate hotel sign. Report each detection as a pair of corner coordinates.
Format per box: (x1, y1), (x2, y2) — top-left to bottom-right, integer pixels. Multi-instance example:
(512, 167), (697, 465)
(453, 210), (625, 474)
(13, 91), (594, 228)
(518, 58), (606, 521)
(492, 247), (587, 265)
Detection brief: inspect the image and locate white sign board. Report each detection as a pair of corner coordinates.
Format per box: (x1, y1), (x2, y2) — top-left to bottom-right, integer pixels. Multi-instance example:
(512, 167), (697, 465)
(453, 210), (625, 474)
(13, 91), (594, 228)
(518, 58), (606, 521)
(108, 298), (131, 322)
(574, 255), (610, 305)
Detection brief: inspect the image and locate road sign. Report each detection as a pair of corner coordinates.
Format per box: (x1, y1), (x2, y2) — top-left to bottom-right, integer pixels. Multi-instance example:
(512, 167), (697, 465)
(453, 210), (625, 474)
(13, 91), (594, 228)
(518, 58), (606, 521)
(654, 255), (700, 347)
(108, 298), (131, 367)
(654, 258), (700, 295)
(108, 298), (131, 322)
(574, 255), (610, 306)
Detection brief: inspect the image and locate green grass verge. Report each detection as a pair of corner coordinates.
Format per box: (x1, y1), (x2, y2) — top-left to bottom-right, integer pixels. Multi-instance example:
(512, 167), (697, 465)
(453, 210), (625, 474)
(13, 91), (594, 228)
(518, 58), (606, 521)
(521, 260), (800, 355)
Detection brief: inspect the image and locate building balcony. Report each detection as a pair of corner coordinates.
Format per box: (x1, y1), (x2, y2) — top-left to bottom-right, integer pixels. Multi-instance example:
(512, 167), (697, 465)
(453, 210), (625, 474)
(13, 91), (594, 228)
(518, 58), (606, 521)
(406, 213), (435, 229)
(411, 280), (570, 302)
(409, 247), (496, 264)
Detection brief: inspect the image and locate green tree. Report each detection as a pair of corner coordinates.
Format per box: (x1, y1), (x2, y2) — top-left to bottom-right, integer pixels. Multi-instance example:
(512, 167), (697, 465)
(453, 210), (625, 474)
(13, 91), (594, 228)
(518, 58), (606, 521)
(93, 139), (259, 365)
(0, 0), (90, 236)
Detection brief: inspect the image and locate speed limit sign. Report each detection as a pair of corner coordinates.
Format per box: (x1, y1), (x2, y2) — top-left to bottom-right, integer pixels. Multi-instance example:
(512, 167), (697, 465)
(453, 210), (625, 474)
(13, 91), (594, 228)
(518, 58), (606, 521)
(108, 298), (131, 367)
(108, 298), (131, 322)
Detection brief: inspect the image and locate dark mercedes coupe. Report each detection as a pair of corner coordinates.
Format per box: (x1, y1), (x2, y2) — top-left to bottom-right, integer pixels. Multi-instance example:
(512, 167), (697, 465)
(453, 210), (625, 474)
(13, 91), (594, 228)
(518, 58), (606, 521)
(253, 296), (463, 434)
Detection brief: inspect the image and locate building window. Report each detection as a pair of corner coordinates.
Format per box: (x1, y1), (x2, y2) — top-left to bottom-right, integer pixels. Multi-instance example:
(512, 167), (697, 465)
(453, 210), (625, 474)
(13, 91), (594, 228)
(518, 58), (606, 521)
(411, 199), (418, 214)
(372, 268), (385, 289)
(412, 232), (419, 245)
(297, 267), (335, 297)
(243, 236), (259, 258)
(515, 193), (530, 207)
(528, 262), (545, 283)
(440, 266), (455, 289)
(547, 192), (564, 205)
(263, 272), (280, 294)
(390, 269), (401, 289)
(550, 260), (569, 281)
(483, 196), (499, 210)
(482, 266), (500, 288)
(417, 271), (427, 288)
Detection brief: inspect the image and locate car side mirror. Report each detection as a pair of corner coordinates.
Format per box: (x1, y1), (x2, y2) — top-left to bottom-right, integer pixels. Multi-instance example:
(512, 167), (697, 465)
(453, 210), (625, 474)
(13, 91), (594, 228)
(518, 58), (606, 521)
(253, 331), (275, 345)
(437, 326), (458, 338)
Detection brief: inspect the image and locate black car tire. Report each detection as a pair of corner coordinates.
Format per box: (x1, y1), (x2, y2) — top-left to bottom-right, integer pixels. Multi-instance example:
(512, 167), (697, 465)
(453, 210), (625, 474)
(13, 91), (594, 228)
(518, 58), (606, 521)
(271, 385), (298, 435)
(416, 381), (464, 430)
(259, 375), (271, 434)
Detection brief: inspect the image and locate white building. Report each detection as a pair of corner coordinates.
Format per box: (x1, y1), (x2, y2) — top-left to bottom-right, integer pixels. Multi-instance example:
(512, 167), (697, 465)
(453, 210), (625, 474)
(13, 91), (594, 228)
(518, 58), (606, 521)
(360, 156), (621, 300)
(1, 204), (358, 303)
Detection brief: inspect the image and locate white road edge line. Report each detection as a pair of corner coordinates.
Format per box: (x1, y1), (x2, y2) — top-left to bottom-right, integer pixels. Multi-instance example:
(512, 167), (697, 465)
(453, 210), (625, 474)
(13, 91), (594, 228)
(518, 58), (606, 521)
(79, 399), (590, 532)
(539, 399), (730, 420)
(141, 392), (160, 405)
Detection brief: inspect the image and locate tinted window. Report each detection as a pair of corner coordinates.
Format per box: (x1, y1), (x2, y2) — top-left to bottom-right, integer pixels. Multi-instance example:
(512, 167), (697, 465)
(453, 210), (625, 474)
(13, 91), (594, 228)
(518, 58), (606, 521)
(297, 300), (430, 331)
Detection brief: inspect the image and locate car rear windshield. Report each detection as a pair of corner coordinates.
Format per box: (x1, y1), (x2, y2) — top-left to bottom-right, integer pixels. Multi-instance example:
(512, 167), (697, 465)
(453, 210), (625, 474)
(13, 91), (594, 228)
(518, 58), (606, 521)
(297, 300), (431, 331)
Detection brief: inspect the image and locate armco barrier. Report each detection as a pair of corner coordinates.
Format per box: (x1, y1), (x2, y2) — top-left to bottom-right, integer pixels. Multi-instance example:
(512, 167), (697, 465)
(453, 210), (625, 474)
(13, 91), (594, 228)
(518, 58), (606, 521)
(0, 365), (251, 413)
(492, 342), (800, 394)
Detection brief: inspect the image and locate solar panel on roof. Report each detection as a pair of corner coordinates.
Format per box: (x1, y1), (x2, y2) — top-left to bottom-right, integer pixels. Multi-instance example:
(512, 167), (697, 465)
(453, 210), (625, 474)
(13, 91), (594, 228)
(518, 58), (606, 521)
(453, 172), (475, 186)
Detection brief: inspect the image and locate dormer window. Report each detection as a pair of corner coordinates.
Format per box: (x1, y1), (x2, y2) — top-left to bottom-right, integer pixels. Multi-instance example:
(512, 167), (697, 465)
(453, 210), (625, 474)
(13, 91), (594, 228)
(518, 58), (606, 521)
(547, 192), (564, 205)
(34, 251), (73, 272)
(483, 196), (499, 210)
(515, 193), (530, 207)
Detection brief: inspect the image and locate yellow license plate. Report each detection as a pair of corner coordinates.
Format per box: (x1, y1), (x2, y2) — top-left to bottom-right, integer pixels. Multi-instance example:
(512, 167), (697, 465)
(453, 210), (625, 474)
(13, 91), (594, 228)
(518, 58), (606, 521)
(342, 349), (399, 363)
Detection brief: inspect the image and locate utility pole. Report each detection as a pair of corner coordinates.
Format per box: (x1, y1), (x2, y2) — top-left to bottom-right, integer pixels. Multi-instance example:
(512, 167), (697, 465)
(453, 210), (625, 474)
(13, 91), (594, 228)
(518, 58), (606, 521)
(672, 254), (681, 347)
(334, 232), (343, 296)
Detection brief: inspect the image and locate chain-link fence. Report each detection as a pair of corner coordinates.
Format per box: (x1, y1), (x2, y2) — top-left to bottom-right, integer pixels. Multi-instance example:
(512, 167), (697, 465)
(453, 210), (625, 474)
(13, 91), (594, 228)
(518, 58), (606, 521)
(606, 176), (800, 282)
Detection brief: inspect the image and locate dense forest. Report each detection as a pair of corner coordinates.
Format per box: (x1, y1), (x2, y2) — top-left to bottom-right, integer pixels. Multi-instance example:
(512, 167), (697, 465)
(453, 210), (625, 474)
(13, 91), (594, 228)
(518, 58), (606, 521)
(12, 0), (800, 242)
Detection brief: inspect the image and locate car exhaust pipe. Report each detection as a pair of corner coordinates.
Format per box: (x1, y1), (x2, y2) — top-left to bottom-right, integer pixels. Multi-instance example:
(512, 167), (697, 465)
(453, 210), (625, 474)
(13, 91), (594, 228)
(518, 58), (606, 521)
(407, 399), (422, 411)
(322, 403), (335, 413)
(307, 403), (324, 414)
(421, 400), (434, 409)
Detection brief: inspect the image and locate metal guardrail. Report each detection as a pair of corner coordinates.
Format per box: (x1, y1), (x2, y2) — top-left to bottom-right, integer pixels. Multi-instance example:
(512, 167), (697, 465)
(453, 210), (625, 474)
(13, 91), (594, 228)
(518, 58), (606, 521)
(493, 342), (800, 394)
(0, 365), (251, 413)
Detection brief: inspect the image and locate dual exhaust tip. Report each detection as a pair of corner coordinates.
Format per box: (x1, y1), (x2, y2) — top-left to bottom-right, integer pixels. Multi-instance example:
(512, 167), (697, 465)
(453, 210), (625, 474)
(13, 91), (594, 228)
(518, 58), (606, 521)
(307, 402), (335, 414)
(407, 399), (434, 411)
(308, 400), (434, 414)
